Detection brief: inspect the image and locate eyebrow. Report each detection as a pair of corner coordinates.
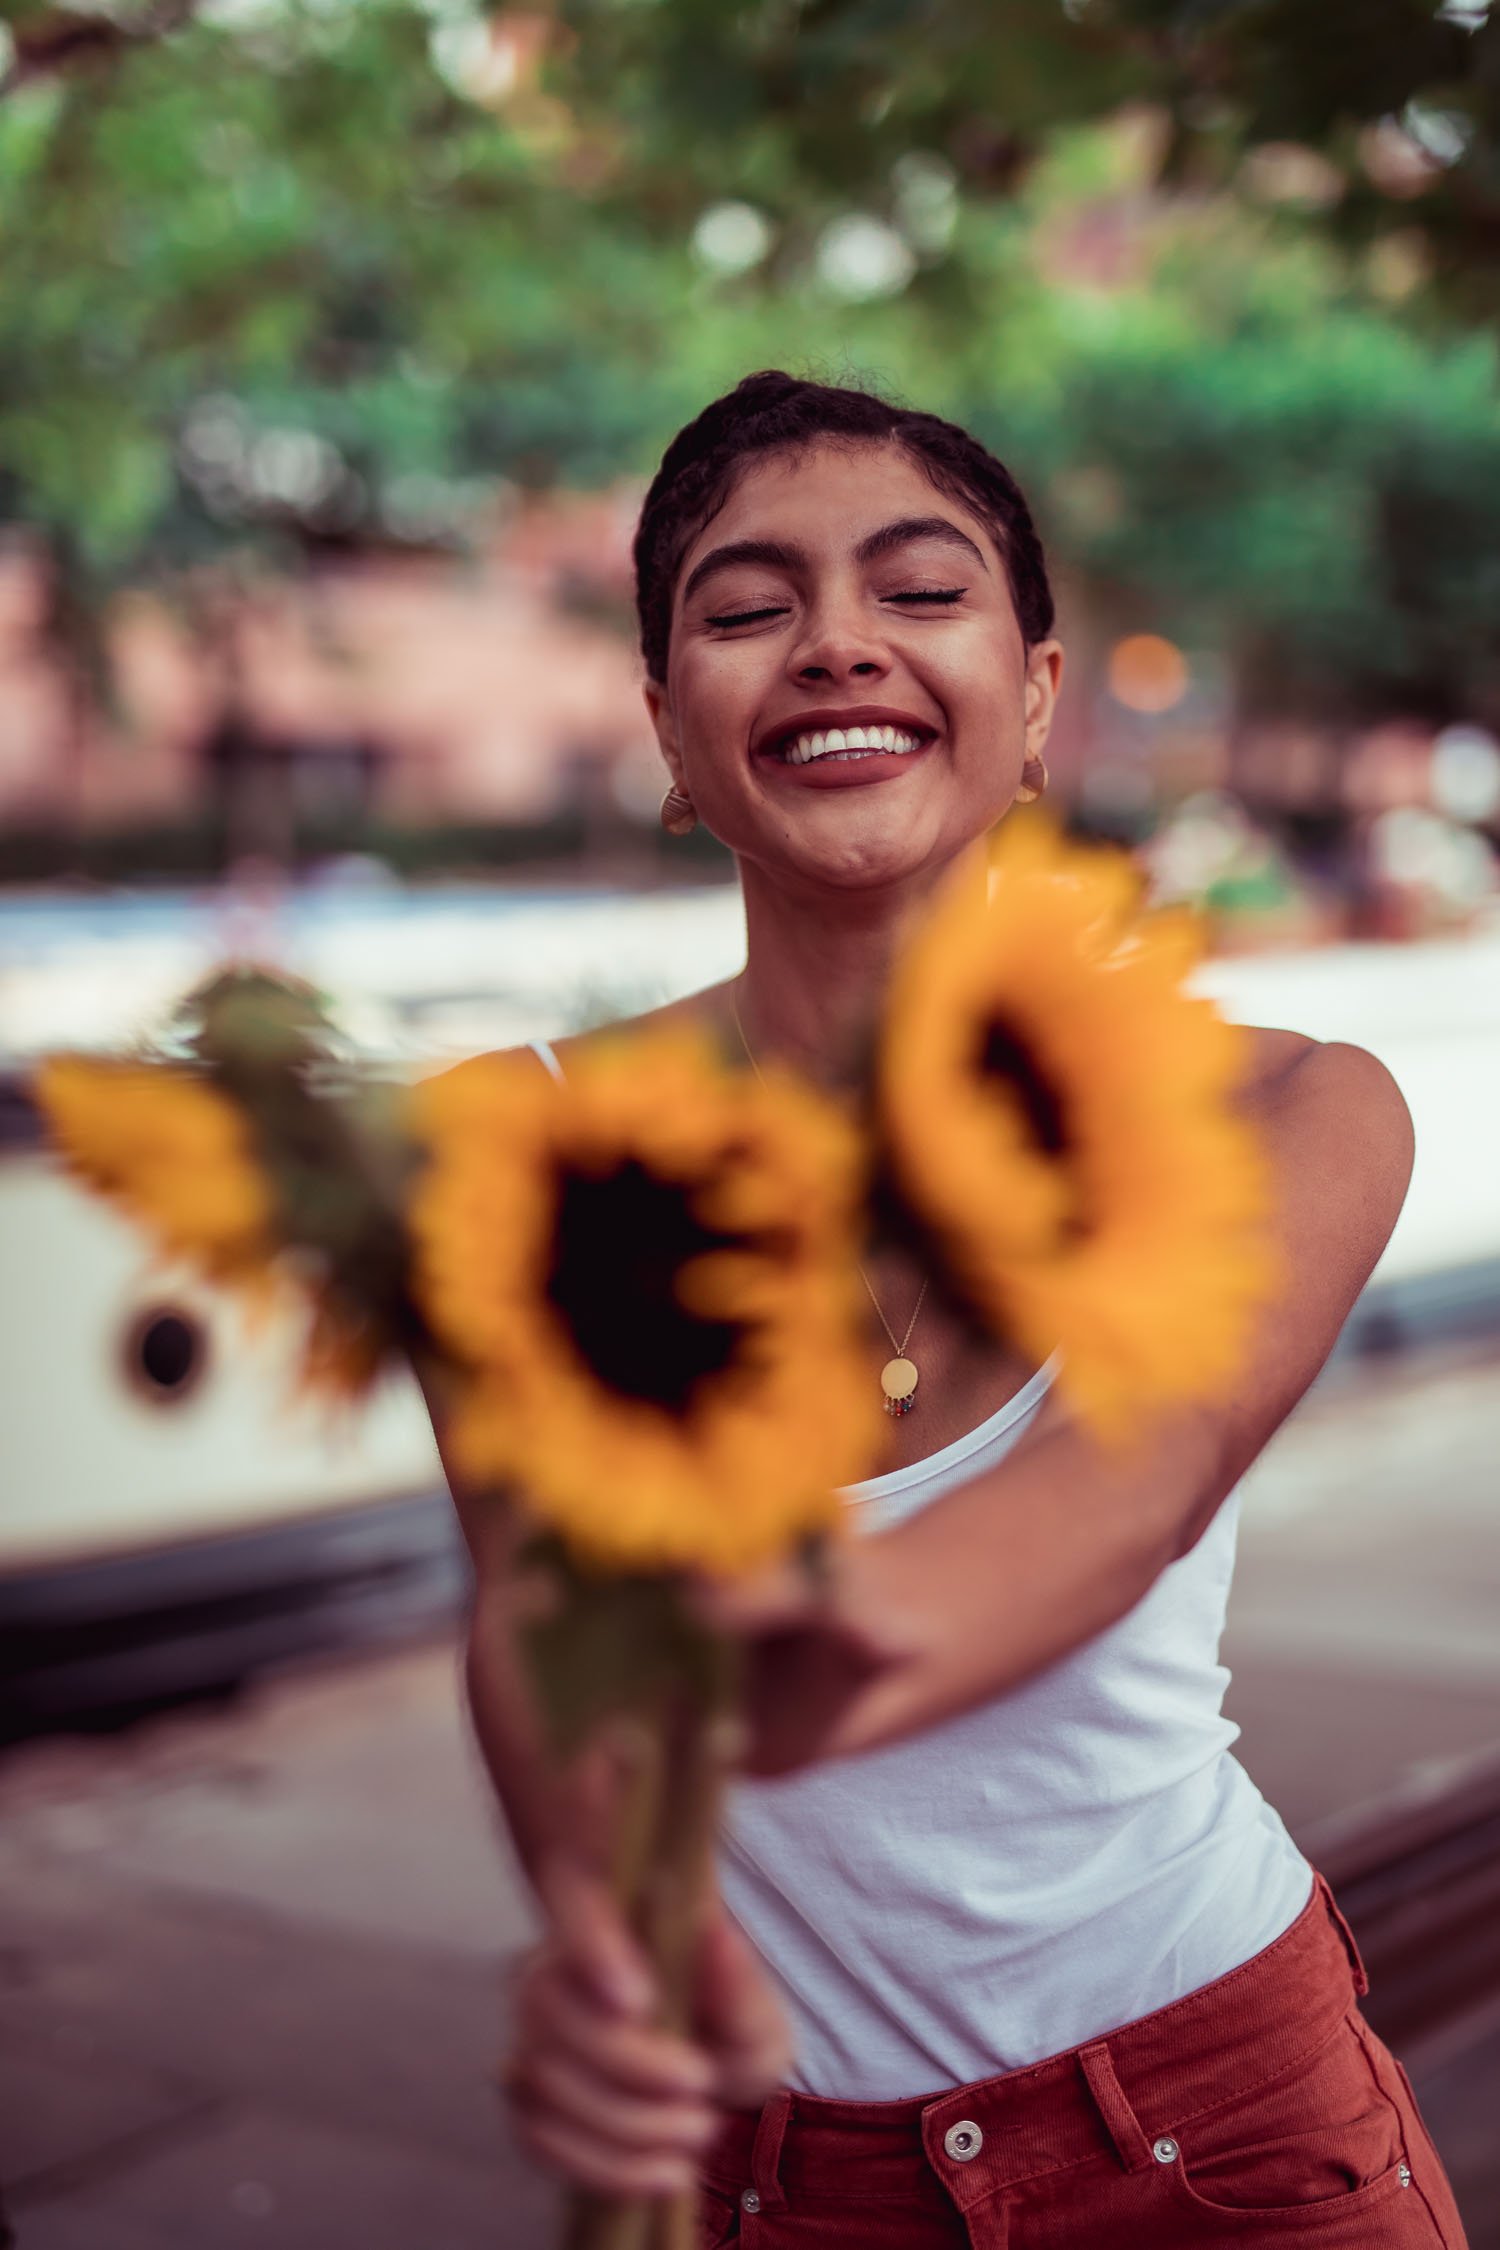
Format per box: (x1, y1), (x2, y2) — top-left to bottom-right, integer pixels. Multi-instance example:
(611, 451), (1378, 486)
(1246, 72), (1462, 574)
(681, 538), (804, 606)
(854, 515), (989, 571)
(681, 514), (989, 608)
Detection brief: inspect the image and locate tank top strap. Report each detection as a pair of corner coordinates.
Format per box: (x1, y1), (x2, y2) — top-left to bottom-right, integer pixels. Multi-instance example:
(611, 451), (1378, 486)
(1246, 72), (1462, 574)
(528, 1037), (565, 1083)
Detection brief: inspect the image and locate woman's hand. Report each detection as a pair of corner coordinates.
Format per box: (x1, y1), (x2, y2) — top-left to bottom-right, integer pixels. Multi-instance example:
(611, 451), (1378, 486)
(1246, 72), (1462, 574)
(505, 1852), (791, 2196)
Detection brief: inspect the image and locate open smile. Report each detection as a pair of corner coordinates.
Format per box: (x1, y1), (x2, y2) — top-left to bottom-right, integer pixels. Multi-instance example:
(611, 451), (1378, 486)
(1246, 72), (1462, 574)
(753, 706), (939, 785)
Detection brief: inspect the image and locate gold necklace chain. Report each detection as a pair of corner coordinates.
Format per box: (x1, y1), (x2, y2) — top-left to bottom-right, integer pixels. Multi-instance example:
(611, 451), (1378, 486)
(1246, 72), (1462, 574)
(728, 980), (928, 1418)
(857, 1264), (929, 1362)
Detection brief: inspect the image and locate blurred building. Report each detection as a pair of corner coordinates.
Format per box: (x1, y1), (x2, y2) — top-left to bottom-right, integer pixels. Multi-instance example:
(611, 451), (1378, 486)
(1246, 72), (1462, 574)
(0, 493), (664, 860)
(1, 502), (1496, 940)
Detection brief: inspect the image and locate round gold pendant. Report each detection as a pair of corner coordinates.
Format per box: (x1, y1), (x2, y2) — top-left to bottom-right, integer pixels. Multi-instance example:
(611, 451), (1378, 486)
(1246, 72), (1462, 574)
(881, 1356), (919, 1417)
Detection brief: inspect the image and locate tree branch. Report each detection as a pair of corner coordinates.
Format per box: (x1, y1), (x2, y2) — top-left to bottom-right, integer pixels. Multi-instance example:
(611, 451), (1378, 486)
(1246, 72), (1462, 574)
(0, 0), (201, 101)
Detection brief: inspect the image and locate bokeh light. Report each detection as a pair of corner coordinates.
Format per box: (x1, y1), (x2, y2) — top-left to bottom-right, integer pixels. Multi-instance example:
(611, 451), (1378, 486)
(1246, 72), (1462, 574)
(1107, 633), (1190, 715)
(691, 201), (774, 276)
(814, 214), (917, 301)
(1431, 725), (1500, 824)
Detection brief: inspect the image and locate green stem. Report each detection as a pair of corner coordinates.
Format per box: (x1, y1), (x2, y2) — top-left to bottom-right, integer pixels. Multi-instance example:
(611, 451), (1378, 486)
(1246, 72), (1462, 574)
(563, 1639), (740, 2250)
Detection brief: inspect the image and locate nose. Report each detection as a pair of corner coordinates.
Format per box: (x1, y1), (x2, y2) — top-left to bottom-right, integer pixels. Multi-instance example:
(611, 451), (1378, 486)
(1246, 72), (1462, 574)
(789, 595), (891, 686)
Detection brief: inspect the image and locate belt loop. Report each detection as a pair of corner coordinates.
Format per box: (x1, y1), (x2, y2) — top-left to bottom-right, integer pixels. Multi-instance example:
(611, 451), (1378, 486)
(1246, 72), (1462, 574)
(749, 2088), (792, 2212)
(1078, 2041), (1156, 2174)
(1314, 1868), (1370, 1998)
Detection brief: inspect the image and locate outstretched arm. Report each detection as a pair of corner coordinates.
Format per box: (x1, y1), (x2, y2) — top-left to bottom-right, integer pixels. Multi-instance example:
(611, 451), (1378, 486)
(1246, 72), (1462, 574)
(707, 1037), (1416, 1773)
(414, 1359), (791, 2197)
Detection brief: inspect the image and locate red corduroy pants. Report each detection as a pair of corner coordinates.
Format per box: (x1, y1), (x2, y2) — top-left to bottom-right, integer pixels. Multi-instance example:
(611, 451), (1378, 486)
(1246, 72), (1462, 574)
(698, 1870), (1469, 2247)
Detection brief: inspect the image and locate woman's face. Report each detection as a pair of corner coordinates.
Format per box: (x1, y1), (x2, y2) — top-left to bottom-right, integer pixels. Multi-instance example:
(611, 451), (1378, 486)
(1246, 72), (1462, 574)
(645, 438), (1063, 894)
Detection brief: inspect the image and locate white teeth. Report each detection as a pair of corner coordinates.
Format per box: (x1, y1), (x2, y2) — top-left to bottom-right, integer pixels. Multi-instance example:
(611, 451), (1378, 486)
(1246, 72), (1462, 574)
(781, 725), (925, 763)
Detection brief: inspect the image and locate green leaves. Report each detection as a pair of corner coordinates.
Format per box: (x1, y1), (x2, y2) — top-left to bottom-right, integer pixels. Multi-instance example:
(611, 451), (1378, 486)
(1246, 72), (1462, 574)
(1032, 308), (1500, 714)
(5, 0), (1500, 728)
(171, 965), (420, 1354)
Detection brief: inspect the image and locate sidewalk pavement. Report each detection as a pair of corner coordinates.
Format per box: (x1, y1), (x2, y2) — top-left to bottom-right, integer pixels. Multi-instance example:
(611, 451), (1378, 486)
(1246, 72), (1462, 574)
(0, 1646), (558, 2250)
(2, 1334), (1498, 2248)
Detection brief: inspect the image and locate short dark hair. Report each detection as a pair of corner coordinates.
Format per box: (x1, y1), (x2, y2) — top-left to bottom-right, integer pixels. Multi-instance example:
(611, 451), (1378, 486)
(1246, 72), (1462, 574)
(632, 370), (1055, 684)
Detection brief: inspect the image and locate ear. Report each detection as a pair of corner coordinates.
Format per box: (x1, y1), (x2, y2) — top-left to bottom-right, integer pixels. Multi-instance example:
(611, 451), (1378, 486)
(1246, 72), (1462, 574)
(1023, 640), (1064, 760)
(642, 678), (686, 792)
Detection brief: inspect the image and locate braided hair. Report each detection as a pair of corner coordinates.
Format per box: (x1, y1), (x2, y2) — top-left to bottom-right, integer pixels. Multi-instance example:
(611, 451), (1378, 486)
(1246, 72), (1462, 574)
(633, 371), (1055, 685)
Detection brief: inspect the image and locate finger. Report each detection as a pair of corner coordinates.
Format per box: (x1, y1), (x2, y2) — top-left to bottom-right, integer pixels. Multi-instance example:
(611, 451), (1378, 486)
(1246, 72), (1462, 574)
(514, 2042), (716, 2158)
(687, 1556), (818, 1638)
(736, 1624), (886, 1777)
(538, 1855), (656, 2019)
(515, 1961), (715, 2100)
(700, 1537), (918, 1667)
(694, 1912), (792, 2105)
(515, 2104), (698, 2198)
(562, 1719), (652, 1866)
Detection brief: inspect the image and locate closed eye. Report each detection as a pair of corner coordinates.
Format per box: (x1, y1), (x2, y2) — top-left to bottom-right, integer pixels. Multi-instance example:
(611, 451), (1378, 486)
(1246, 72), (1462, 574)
(705, 589), (965, 627)
(705, 605), (790, 627)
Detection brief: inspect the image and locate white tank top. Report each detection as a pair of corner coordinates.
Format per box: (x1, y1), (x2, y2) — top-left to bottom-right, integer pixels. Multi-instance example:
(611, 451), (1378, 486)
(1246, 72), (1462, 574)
(720, 1364), (1314, 2099)
(524, 1042), (1314, 2102)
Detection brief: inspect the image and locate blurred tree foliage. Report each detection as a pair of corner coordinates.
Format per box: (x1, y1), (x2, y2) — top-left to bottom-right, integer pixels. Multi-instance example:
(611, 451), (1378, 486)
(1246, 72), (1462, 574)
(1, 0), (1498, 723)
(557, 1), (1500, 311)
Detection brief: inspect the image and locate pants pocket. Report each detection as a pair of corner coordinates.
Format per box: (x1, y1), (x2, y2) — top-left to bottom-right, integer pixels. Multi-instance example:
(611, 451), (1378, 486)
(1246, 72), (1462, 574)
(1167, 2143), (1413, 2232)
(1352, 2023), (1469, 2250)
(1162, 2010), (1421, 2231)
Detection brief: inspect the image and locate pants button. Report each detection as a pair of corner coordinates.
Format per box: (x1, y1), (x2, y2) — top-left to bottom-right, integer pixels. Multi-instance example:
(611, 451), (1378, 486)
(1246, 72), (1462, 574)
(1153, 2136), (1180, 2164)
(741, 2188), (762, 2214)
(944, 2120), (984, 2162)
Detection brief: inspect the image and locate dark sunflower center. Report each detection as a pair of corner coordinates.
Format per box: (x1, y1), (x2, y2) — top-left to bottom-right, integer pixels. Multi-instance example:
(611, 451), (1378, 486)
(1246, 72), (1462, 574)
(544, 1157), (758, 1412)
(977, 1015), (1070, 1157)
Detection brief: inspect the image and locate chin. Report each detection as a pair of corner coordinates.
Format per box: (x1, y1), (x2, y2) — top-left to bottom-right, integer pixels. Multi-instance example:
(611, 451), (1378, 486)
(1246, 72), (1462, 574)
(743, 812), (959, 893)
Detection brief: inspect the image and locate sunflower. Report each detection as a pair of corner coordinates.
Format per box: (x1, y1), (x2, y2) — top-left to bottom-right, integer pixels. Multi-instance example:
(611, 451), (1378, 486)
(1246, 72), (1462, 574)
(35, 1054), (277, 1287)
(878, 815), (1280, 1443)
(410, 1027), (877, 1577)
(35, 1048), (405, 1404)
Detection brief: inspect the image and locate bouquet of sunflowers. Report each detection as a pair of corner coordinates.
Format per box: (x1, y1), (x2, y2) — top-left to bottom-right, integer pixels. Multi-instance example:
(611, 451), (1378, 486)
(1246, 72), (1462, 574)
(35, 819), (1278, 2250)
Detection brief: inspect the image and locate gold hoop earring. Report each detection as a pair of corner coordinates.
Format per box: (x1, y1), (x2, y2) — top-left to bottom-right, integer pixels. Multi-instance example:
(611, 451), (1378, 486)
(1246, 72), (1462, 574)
(659, 786), (698, 837)
(1014, 758), (1048, 806)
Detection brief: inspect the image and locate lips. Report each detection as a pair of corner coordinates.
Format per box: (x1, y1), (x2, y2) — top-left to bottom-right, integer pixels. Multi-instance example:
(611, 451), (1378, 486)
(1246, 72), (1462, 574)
(752, 706), (939, 763)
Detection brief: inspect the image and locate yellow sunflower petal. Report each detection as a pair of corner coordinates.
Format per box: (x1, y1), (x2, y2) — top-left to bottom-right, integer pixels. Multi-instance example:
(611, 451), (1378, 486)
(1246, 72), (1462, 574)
(35, 1054), (276, 1284)
(881, 815), (1278, 1442)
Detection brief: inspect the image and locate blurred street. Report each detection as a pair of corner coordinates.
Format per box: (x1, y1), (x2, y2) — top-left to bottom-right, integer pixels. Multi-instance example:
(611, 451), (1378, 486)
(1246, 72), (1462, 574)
(0, 1334), (1496, 2249)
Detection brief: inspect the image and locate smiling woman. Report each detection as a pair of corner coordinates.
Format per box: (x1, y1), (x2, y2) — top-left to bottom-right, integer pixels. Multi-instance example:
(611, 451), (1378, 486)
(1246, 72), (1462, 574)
(638, 405), (1061, 922)
(438, 373), (1466, 2248)
(636, 381), (1060, 888)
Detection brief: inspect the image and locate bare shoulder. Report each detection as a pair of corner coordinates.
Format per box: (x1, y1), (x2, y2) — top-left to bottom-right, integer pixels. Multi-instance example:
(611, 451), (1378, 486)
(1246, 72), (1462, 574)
(444, 987), (730, 1093)
(1238, 1024), (1415, 1211)
(544, 983), (729, 1069)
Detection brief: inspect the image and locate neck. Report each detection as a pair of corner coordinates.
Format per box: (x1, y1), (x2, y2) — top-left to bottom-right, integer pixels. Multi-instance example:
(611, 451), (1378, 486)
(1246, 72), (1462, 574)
(731, 848), (985, 1092)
